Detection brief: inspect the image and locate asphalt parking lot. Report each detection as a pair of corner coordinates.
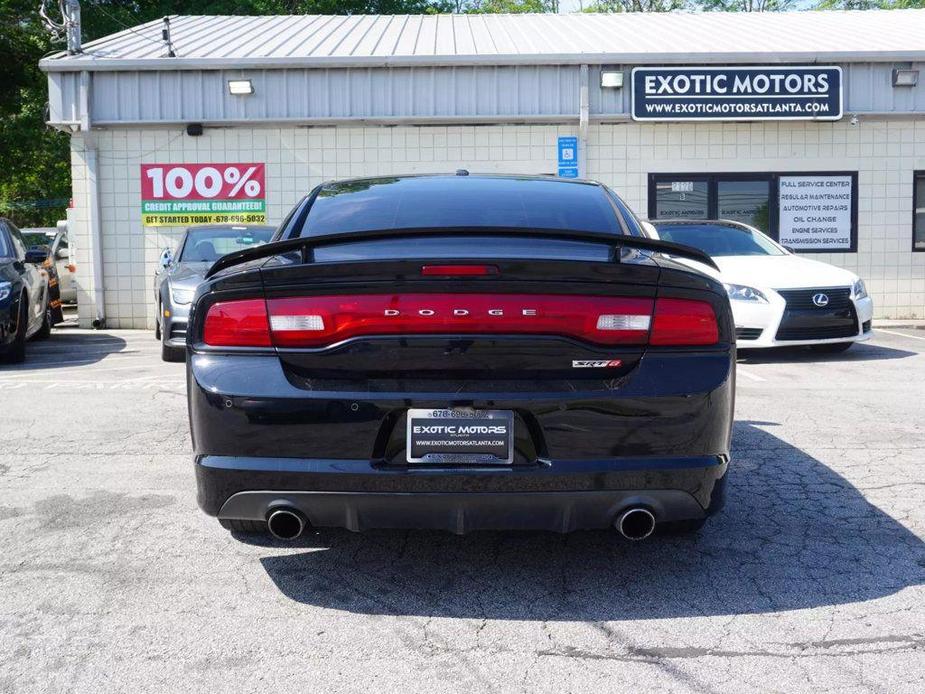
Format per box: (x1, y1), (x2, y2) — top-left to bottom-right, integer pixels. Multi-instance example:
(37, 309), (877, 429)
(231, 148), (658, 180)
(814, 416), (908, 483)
(1, 327), (924, 692)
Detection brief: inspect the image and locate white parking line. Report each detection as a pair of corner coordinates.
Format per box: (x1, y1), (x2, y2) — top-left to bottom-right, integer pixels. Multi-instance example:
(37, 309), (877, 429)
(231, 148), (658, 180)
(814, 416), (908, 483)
(0, 378), (185, 391)
(876, 328), (925, 342)
(737, 367), (767, 382)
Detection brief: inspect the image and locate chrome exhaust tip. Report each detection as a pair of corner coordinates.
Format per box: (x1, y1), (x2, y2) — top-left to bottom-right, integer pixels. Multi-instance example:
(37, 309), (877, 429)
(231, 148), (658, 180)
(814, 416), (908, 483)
(615, 507), (656, 541)
(266, 508), (307, 540)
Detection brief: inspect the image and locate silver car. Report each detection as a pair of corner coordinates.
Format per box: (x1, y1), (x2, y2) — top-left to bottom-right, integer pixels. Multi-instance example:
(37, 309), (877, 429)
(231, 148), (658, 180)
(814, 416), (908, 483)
(21, 223), (75, 304)
(154, 224), (275, 361)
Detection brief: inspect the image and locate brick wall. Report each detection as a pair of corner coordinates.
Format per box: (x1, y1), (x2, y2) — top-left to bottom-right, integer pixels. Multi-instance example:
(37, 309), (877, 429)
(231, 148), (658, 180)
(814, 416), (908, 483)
(69, 120), (925, 329)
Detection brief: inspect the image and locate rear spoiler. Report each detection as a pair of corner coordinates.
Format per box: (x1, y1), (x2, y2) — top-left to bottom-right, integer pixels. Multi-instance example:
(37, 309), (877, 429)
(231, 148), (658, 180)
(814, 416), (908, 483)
(205, 227), (719, 279)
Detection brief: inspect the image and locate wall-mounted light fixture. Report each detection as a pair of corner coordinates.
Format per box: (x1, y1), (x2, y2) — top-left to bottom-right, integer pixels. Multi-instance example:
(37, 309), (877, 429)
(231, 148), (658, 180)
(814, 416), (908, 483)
(892, 69), (919, 87)
(893, 68), (919, 87)
(228, 79), (255, 95)
(600, 71), (624, 89)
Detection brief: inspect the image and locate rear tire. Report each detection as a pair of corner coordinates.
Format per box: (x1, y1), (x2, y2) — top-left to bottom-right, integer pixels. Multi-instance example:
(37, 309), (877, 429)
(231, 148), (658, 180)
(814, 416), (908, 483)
(161, 340), (185, 362)
(34, 301), (52, 340)
(3, 300), (28, 363)
(219, 518), (269, 534)
(811, 341), (853, 354)
(657, 518), (707, 535)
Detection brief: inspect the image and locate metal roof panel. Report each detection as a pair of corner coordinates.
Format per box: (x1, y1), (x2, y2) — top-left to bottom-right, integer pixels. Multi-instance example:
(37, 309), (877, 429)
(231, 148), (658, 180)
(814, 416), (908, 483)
(40, 10), (925, 71)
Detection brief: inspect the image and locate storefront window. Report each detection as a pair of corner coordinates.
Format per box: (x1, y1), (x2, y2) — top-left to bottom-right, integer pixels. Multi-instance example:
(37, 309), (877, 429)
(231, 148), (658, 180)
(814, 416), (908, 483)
(653, 179), (709, 220)
(915, 172), (925, 251)
(648, 172), (858, 252)
(717, 180), (771, 232)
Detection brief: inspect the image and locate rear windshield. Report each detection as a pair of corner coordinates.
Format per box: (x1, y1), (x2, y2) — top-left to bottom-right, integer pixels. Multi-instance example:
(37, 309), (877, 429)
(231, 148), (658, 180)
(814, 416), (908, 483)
(180, 227), (275, 262)
(299, 177), (622, 236)
(654, 223), (785, 257)
(22, 233), (52, 250)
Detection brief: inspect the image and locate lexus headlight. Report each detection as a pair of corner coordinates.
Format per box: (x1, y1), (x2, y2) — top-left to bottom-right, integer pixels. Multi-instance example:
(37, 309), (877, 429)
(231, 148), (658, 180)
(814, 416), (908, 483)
(0, 281), (11, 303)
(852, 278), (868, 301)
(170, 287), (194, 305)
(724, 283), (769, 304)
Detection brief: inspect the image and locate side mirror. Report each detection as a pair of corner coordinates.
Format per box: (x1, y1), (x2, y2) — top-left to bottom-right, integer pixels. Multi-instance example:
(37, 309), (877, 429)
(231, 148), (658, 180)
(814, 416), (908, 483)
(25, 249), (48, 264)
(55, 247), (70, 260)
(783, 245), (796, 254)
(158, 248), (173, 270)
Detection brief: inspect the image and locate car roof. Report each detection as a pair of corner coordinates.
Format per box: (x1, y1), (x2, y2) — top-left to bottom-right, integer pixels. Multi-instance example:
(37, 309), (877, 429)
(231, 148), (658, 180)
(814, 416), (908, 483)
(318, 173), (603, 194)
(650, 219), (755, 232)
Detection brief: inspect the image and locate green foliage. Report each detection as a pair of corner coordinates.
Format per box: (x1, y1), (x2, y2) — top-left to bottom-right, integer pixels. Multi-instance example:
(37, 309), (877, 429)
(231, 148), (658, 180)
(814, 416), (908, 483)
(0, 0), (70, 226)
(582, 0), (687, 10)
(698, 0), (794, 10)
(815, 0), (924, 7)
(462, 0), (558, 11)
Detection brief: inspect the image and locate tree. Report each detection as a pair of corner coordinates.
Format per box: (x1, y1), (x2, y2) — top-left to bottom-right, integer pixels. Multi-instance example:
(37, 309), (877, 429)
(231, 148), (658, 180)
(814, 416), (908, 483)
(463, 0), (559, 11)
(815, 0), (925, 7)
(698, 0), (794, 9)
(582, 0), (687, 10)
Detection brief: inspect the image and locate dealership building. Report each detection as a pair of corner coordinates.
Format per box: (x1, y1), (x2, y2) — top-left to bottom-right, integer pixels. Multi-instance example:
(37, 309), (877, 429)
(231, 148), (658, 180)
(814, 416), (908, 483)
(40, 9), (925, 328)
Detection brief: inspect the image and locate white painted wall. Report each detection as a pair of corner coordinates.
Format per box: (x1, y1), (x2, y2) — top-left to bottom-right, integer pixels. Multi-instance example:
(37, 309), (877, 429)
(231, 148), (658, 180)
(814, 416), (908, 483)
(69, 119), (925, 329)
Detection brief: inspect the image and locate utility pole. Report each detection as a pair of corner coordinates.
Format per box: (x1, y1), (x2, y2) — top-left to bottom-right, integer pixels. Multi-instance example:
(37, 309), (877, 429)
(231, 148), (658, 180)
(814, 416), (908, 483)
(65, 0), (81, 54)
(39, 0), (82, 54)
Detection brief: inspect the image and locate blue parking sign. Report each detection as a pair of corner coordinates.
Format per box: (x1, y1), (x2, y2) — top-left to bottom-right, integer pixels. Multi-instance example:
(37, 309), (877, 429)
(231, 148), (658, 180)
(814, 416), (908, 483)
(557, 136), (578, 167)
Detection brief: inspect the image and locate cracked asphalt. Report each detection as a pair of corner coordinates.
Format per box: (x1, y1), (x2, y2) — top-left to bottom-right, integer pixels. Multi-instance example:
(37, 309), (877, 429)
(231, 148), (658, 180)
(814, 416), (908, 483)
(1, 327), (924, 692)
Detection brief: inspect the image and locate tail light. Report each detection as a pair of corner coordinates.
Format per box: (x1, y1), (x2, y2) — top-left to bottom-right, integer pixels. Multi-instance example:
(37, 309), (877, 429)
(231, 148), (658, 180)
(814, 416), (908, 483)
(650, 298), (719, 346)
(202, 299), (271, 347)
(201, 294), (719, 348)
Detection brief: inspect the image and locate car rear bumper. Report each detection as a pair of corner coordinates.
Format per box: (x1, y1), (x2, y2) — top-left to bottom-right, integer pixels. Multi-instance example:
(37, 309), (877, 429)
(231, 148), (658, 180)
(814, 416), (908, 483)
(198, 454), (728, 533)
(189, 348), (734, 533)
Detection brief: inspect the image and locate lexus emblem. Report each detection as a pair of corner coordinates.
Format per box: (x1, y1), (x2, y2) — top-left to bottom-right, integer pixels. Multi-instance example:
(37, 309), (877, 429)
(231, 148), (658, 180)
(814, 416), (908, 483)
(812, 293), (830, 307)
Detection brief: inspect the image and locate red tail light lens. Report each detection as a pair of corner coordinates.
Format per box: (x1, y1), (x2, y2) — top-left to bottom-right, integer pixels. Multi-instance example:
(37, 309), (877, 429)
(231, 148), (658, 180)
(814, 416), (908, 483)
(650, 298), (719, 346)
(203, 299), (271, 347)
(267, 294), (654, 347)
(200, 295), (719, 349)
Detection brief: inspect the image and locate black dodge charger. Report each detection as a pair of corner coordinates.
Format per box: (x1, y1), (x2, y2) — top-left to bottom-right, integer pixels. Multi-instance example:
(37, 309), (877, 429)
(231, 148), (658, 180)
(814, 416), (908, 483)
(187, 174), (735, 541)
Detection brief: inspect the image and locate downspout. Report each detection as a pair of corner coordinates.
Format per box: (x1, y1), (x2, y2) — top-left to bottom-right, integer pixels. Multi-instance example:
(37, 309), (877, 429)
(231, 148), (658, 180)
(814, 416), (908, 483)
(79, 69), (105, 328)
(578, 64), (589, 179)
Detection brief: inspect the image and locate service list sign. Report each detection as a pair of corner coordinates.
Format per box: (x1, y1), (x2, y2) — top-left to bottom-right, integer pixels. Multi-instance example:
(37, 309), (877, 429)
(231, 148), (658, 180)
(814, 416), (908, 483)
(632, 67), (842, 122)
(140, 163), (267, 227)
(778, 175), (855, 251)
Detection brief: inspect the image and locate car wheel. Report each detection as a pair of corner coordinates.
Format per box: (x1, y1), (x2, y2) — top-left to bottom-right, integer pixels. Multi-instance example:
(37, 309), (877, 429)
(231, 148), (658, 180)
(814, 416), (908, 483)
(3, 300), (28, 363)
(219, 518), (269, 534)
(811, 342), (853, 354)
(34, 301), (52, 340)
(161, 340), (185, 362)
(657, 518), (707, 535)
(154, 306), (161, 341)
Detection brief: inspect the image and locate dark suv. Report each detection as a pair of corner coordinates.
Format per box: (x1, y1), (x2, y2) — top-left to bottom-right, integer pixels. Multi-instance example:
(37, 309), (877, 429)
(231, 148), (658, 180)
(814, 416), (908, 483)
(1, 218), (52, 363)
(186, 175), (734, 540)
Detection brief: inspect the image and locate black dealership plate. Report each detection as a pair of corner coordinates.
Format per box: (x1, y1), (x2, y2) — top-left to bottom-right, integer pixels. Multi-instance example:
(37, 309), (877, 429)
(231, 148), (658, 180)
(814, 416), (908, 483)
(406, 409), (514, 464)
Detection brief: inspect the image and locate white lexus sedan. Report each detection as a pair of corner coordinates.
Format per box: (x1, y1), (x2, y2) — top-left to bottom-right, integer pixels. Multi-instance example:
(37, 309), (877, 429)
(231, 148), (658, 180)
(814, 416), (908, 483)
(646, 220), (873, 352)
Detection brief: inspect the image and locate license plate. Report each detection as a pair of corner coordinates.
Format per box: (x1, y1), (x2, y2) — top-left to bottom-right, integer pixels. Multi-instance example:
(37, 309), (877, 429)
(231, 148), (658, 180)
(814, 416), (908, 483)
(406, 409), (514, 464)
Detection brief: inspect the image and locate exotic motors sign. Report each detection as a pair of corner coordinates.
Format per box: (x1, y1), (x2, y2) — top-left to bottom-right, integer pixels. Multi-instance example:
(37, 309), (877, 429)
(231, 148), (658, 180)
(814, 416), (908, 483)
(631, 67), (842, 122)
(140, 163), (267, 227)
(778, 173), (857, 252)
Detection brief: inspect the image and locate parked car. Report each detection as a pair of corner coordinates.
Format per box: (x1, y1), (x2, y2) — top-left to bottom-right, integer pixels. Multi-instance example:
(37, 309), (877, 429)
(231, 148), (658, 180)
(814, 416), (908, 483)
(648, 220), (874, 352)
(154, 224), (275, 362)
(1, 219), (52, 363)
(22, 222), (76, 304)
(186, 174), (735, 541)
